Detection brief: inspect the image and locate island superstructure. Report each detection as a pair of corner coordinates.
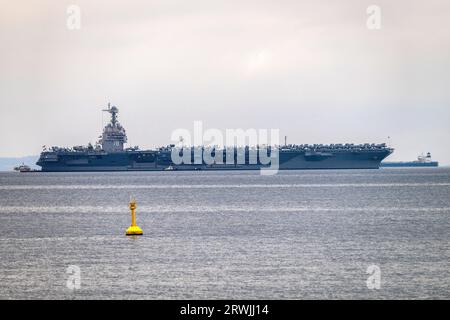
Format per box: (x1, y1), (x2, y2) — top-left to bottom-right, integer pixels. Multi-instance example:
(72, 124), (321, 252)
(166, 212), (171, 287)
(36, 104), (394, 171)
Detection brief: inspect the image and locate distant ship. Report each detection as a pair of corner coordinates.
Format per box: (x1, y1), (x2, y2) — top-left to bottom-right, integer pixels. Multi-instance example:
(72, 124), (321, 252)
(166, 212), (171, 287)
(381, 152), (438, 167)
(36, 104), (394, 172)
(13, 163), (31, 172)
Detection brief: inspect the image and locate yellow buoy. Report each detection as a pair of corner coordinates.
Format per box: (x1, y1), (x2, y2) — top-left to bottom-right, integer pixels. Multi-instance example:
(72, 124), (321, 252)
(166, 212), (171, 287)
(126, 198), (143, 236)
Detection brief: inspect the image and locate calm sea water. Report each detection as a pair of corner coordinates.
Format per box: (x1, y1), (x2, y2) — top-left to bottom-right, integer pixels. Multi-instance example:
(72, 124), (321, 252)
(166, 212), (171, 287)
(0, 168), (449, 299)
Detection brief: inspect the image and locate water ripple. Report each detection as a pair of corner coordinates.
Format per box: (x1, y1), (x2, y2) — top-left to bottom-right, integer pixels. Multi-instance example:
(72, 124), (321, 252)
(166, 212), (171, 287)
(1, 182), (450, 190)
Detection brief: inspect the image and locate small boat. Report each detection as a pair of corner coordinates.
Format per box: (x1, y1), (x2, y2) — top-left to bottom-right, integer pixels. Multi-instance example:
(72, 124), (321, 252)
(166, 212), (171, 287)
(13, 163), (32, 172)
(164, 165), (175, 171)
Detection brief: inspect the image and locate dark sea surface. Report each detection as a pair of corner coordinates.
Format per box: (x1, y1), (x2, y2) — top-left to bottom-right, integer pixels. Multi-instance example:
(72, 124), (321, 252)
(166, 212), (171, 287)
(0, 168), (449, 299)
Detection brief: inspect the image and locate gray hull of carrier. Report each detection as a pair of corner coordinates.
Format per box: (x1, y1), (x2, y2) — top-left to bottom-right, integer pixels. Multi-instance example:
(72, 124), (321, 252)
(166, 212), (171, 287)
(37, 147), (392, 171)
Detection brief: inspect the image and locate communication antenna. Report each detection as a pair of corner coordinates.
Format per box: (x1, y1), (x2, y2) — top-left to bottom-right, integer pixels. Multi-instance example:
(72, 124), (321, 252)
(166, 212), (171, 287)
(102, 102), (119, 126)
(101, 106), (104, 130)
(100, 102), (112, 129)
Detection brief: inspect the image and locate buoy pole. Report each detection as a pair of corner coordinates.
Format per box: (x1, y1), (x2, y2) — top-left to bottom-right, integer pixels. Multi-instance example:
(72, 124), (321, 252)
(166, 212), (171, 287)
(126, 198), (143, 236)
(130, 201), (137, 226)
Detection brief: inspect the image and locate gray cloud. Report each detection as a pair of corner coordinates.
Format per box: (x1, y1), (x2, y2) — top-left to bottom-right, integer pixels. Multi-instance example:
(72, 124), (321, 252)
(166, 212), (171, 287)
(1, 0), (449, 164)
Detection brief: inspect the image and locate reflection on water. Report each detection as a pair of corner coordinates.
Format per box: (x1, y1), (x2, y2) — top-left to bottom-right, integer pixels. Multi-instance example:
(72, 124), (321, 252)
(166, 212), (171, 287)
(0, 168), (449, 299)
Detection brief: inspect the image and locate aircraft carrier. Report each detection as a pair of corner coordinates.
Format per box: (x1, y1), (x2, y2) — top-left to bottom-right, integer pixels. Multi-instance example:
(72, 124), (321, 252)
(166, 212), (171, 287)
(36, 104), (394, 171)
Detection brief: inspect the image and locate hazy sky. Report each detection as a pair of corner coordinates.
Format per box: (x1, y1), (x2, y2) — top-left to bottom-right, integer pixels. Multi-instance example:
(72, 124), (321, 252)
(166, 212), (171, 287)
(1, 0), (449, 164)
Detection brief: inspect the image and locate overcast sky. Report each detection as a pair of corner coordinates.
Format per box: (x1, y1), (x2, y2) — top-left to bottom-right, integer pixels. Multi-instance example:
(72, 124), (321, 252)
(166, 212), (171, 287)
(1, 0), (449, 164)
